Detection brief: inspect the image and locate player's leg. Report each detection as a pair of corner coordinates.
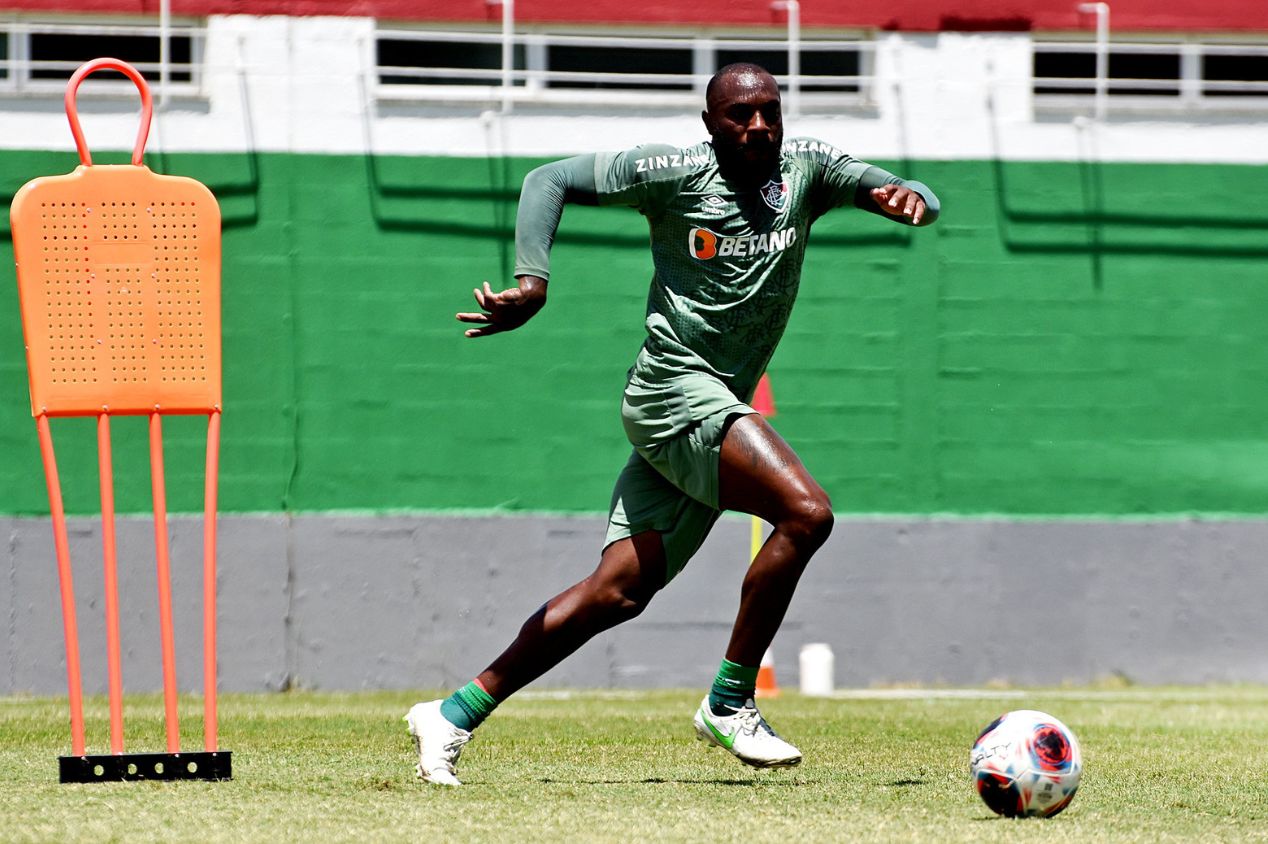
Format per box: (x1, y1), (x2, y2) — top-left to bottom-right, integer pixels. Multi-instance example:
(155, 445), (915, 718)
(693, 411), (831, 768)
(406, 532), (666, 785)
(717, 411), (833, 666)
(477, 530), (666, 700)
(408, 449), (711, 786)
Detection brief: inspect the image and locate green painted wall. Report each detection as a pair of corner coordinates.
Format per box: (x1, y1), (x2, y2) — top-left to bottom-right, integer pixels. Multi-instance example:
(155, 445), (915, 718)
(3, 150), (1266, 516)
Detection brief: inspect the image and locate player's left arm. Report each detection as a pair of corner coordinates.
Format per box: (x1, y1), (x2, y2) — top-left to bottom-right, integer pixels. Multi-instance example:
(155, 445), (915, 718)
(809, 143), (940, 227)
(854, 168), (940, 227)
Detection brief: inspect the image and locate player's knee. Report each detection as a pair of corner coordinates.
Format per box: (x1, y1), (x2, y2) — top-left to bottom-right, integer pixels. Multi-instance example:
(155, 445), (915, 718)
(784, 494), (834, 548)
(593, 582), (653, 623)
(583, 567), (658, 620)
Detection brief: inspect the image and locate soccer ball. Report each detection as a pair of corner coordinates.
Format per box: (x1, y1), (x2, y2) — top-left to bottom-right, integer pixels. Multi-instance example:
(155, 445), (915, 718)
(970, 709), (1082, 818)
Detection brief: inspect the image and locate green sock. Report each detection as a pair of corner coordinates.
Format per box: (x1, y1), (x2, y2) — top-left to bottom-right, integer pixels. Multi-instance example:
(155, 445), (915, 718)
(708, 659), (758, 716)
(439, 680), (499, 731)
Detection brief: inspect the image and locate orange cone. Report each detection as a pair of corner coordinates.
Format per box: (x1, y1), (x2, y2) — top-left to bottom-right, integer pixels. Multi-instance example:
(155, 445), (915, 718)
(755, 647), (780, 698)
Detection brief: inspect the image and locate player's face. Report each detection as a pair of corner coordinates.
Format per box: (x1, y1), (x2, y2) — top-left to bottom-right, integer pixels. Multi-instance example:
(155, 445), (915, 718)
(704, 72), (784, 174)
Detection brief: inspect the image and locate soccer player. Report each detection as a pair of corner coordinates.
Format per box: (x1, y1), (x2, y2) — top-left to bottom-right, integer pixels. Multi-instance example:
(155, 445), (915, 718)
(407, 63), (939, 785)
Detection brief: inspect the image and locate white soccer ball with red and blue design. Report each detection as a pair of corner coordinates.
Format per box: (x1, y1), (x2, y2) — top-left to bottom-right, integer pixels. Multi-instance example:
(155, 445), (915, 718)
(969, 709), (1082, 818)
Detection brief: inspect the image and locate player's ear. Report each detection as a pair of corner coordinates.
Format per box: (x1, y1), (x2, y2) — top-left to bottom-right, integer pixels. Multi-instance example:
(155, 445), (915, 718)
(701, 109), (713, 133)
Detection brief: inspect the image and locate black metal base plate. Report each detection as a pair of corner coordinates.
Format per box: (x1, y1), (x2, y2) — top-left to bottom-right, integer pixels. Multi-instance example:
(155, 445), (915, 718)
(60, 751), (232, 783)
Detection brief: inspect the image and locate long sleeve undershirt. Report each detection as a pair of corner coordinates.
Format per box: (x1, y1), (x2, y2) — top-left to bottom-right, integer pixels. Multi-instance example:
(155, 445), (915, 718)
(513, 154), (599, 280)
(512, 153), (940, 280)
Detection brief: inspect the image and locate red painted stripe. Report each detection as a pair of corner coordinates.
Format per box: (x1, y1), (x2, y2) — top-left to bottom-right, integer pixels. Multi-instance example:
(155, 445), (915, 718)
(5, 0), (1268, 32)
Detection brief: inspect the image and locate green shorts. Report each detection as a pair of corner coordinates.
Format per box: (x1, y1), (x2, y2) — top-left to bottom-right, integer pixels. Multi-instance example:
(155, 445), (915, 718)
(604, 404), (753, 583)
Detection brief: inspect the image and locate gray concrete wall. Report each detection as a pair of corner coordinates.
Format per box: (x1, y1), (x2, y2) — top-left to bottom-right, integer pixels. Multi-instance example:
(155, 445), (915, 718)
(3, 513), (1266, 695)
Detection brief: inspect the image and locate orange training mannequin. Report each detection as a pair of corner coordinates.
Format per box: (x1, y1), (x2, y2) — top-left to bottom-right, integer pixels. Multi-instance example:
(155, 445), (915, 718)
(10, 57), (230, 783)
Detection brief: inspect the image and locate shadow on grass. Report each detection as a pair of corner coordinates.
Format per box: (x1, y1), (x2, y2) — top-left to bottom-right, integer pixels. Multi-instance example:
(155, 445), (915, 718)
(534, 777), (798, 786)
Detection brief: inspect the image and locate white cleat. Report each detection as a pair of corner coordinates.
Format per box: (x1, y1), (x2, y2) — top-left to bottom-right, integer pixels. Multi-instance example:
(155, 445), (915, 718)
(404, 700), (472, 786)
(693, 696), (802, 769)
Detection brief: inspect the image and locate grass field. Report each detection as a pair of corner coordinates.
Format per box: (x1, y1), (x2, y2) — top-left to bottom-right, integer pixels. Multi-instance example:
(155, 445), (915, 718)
(2, 687), (1266, 842)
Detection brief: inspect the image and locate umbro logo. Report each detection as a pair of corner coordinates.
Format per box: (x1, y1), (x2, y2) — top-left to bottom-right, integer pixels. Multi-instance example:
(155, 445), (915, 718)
(700, 194), (727, 216)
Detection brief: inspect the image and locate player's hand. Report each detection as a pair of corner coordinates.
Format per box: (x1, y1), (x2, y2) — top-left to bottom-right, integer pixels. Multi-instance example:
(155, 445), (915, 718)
(870, 185), (927, 225)
(456, 275), (548, 338)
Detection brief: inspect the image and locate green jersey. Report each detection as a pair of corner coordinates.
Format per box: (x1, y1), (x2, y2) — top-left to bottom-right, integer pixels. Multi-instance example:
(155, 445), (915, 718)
(596, 138), (932, 442)
(513, 137), (939, 445)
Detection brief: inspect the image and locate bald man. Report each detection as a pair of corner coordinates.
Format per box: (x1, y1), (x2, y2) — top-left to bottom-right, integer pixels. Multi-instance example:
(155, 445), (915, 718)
(407, 63), (940, 785)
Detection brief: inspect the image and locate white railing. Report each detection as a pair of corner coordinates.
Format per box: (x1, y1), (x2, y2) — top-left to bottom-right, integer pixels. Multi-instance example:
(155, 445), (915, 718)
(4, 20), (1267, 118)
(372, 27), (873, 113)
(0, 20), (205, 99)
(1033, 39), (1268, 113)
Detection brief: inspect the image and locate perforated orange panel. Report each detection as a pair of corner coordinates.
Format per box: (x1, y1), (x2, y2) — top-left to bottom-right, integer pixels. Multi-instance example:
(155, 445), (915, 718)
(11, 164), (222, 416)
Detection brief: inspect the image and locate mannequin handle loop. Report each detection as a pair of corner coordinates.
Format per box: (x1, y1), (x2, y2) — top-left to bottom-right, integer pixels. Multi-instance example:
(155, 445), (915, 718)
(65, 58), (153, 167)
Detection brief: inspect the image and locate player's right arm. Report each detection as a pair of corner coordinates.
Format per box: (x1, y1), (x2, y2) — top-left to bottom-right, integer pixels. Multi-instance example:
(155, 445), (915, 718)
(457, 154), (599, 338)
(457, 145), (687, 337)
